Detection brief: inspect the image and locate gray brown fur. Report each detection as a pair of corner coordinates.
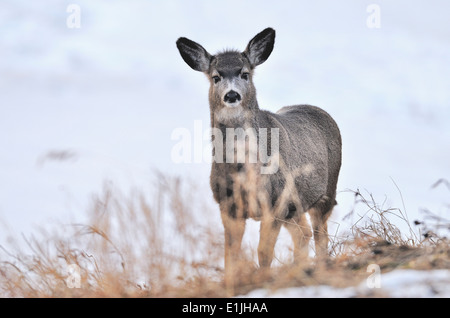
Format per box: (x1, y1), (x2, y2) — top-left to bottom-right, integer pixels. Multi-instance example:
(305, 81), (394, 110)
(176, 28), (342, 285)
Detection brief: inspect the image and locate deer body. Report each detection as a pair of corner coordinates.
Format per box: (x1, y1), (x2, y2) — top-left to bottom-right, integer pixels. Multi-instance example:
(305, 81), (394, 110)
(176, 28), (342, 283)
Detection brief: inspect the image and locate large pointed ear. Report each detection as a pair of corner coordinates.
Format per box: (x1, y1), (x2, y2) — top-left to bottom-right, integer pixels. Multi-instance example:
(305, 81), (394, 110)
(243, 28), (275, 68)
(176, 37), (211, 72)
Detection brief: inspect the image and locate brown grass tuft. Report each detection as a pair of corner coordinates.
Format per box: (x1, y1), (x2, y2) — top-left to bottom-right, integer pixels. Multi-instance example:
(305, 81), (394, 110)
(0, 175), (448, 297)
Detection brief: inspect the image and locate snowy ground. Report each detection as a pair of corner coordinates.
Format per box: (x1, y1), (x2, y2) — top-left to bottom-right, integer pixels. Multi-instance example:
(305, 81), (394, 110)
(0, 1), (449, 296)
(241, 269), (450, 298)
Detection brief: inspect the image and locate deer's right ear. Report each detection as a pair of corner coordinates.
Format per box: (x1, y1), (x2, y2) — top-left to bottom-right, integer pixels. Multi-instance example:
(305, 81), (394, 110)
(243, 28), (275, 68)
(176, 37), (211, 72)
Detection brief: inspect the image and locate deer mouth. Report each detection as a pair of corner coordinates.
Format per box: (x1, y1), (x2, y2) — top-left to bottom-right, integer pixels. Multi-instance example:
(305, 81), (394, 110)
(224, 101), (241, 108)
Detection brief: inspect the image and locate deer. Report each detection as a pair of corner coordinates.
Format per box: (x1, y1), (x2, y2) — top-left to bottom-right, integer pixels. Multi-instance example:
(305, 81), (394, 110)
(176, 28), (342, 289)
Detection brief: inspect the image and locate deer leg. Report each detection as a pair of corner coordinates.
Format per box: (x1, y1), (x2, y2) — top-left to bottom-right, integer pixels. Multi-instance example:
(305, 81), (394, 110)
(221, 210), (246, 294)
(284, 213), (312, 264)
(308, 207), (332, 257)
(258, 216), (281, 268)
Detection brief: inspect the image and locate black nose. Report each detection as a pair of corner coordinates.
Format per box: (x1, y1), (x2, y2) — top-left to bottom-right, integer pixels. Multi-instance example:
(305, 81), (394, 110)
(224, 90), (241, 103)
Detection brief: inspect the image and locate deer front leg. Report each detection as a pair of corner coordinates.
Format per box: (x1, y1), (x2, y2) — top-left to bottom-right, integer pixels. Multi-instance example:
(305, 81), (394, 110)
(221, 209), (246, 295)
(308, 207), (331, 257)
(258, 216), (281, 268)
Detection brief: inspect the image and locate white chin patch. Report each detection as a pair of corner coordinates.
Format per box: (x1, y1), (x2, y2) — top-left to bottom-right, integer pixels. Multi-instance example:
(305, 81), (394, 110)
(224, 101), (241, 108)
(215, 104), (245, 124)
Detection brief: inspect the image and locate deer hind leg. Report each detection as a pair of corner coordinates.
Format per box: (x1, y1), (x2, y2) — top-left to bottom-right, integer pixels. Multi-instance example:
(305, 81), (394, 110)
(308, 204), (333, 257)
(221, 209), (246, 294)
(284, 213), (312, 264)
(258, 216), (282, 268)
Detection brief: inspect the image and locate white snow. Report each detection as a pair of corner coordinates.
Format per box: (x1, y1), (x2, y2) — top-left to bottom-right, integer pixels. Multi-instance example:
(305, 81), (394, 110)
(0, 0), (449, 268)
(240, 269), (450, 298)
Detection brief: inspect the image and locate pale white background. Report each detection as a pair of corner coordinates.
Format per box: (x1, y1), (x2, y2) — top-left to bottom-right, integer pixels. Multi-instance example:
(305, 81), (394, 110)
(1, 1), (449, 246)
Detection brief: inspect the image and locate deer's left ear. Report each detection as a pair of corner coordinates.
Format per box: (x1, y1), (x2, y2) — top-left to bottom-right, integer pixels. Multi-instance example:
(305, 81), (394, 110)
(176, 37), (212, 72)
(243, 28), (275, 68)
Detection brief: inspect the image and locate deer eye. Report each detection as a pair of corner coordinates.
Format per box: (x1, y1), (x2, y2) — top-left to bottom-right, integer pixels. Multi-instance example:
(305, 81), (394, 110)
(241, 72), (249, 80)
(212, 76), (221, 84)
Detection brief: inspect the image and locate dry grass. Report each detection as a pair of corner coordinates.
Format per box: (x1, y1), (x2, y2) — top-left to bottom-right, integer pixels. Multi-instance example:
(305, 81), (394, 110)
(0, 174), (449, 297)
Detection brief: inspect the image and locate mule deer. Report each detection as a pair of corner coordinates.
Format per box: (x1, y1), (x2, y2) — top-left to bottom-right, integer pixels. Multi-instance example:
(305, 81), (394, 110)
(176, 28), (342, 283)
